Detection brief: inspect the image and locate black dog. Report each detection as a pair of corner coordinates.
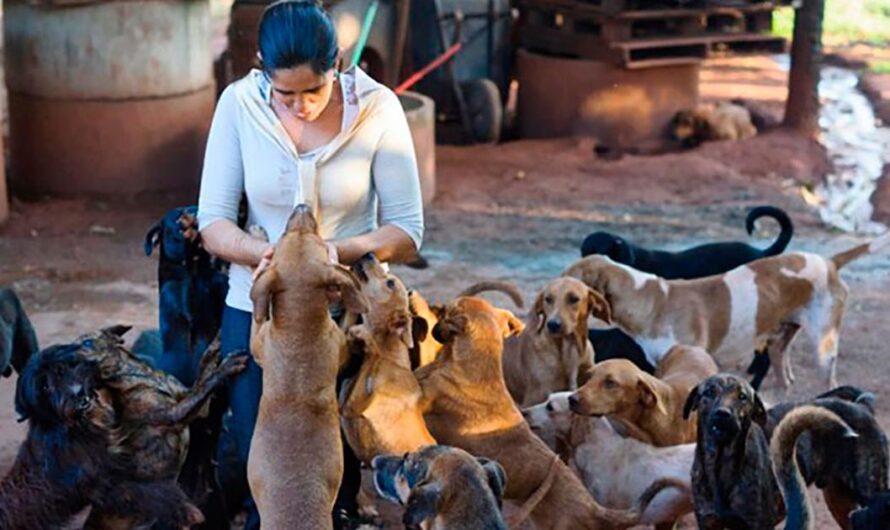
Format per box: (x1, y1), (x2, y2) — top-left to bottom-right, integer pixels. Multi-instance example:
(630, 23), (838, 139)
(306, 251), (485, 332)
(684, 374), (783, 529)
(4, 344), (203, 529)
(851, 491), (890, 529)
(144, 206), (228, 386)
(0, 288), (39, 377)
(588, 327), (655, 374)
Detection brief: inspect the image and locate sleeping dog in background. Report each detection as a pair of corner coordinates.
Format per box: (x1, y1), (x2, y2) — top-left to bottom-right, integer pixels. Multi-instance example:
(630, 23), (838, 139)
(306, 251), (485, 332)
(670, 101), (757, 148)
(0, 288), (39, 377)
(580, 205), (793, 387)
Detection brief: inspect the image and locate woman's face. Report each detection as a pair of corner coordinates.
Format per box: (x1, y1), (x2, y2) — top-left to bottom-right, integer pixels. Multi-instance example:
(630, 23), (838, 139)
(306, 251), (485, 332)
(268, 64), (336, 121)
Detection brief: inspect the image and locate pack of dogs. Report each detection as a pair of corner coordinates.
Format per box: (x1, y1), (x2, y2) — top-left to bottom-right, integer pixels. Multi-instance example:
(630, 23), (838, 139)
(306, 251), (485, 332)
(1, 203), (889, 529)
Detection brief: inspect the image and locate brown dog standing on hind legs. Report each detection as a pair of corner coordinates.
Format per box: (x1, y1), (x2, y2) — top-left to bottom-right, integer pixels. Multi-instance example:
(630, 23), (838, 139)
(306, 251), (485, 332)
(564, 232), (890, 390)
(502, 277), (611, 407)
(340, 252), (436, 463)
(248, 205), (369, 530)
(416, 291), (682, 530)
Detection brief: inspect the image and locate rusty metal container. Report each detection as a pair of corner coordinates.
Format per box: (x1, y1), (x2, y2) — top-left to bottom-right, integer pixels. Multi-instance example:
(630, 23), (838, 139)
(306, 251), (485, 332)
(399, 91), (436, 207)
(517, 49), (699, 148)
(4, 0), (215, 195)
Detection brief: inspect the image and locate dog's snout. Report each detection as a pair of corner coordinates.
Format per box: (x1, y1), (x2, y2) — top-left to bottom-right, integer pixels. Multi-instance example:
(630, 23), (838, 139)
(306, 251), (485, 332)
(714, 408), (732, 421)
(568, 394), (580, 411)
(285, 204), (318, 234)
(546, 320), (562, 334)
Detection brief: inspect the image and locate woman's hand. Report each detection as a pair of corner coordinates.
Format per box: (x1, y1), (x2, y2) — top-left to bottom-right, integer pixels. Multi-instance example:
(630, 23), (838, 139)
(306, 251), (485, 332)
(326, 242), (339, 264)
(253, 245), (274, 280)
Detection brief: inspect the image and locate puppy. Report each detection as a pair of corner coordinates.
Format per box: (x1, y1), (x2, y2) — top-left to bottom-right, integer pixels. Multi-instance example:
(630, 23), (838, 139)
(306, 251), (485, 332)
(684, 374), (783, 529)
(0, 288), (39, 377)
(671, 101), (757, 148)
(579, 206), (794, 280)
(851, 491), (890, 530)
(144, 206), (229, 385)
(248, 204), (369, 529)
(502, 277), (610, 407)
(565, 232), (890, 389)
(6, 343), (205, 529)
(524, 392), (695, 528)
(340, 252), (436, 463)
(569, 345), (718, 446)
(416, 293), (677, 529)
(372, 445), (507, 530)
(771, 405), (859, 530)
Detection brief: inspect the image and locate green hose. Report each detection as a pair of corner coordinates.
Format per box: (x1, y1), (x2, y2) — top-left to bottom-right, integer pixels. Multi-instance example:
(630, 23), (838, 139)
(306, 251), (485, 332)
(351, 0), (380, 68)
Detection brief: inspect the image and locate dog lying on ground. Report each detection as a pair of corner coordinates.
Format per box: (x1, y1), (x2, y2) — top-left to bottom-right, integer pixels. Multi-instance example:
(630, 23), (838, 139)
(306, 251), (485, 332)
(416, 292), (680, 529)
(248, 204), (369, 529)
(684, 374), (784, 529)
(765, 386), (889, 528)
(671, 101), (757, 148)
(580, 206), (794, 280)
(372, 445), (507, 530)
(565, 232), (890, 389)
(524, 391), (695, 529)
(4, 342), (211, 529)
(340, 253), (436, 463)
(0, 288), (39, 378)
(569, 345), (718, 446)
(144, 206), (229, 386)
(771, 405), (859, 530)
(502, 277), (610, 407)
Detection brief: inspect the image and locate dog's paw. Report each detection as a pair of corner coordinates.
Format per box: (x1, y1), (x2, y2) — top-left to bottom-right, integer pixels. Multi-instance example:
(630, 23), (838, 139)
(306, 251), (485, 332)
(178, 213), (199, 243)
(197, 340), (223, 373)
(217, 351), (249, 378)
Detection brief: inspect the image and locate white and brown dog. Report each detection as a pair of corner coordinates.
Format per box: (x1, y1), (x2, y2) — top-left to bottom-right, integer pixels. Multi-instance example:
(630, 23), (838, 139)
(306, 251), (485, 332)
(564, 233), (890, 389)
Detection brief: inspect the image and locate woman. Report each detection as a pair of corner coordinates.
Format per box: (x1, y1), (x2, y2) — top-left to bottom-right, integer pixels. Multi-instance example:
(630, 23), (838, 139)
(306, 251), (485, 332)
(196, 1), (424, 527)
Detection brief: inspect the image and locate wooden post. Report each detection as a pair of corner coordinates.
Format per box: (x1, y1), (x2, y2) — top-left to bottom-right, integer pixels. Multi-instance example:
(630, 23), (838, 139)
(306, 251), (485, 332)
(0, 132), (8, 225)
(783, 0), (825, 138)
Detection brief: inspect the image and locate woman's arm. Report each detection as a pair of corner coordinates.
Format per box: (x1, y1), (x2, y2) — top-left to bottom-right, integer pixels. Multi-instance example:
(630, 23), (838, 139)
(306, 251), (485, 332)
(201, 219), (270, 267)
(332, 224), (417, 265)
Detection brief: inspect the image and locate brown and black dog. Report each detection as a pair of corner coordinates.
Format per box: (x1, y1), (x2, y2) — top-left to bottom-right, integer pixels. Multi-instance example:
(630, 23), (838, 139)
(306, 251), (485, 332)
(372, 445), (507, 530)
(569, 345), (718, 446)
(502, 277), (610, 407)
(340, 252), (436, 463)
(684, 374), (783, 529)
(416, 292), (678, 530)
(248, 204), (369, 529)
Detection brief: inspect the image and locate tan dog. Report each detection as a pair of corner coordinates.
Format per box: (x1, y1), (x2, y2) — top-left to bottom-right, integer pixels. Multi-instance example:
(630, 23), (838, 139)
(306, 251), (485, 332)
(503, 277), (610, 407)
(524, 392), (695, 529)
(569, 345), (718, 446)
(564, 233), (890, 390)
(408, 289), (442, 367)
(340, 253), (436, 463)
(248, 205), (369, 530)
(671, 101), (757, 148)
(416, 293), (677, 530)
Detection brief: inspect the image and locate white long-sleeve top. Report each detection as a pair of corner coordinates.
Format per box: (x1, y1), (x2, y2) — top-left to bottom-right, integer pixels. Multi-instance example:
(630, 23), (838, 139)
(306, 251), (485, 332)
(197, 66), (424, 313)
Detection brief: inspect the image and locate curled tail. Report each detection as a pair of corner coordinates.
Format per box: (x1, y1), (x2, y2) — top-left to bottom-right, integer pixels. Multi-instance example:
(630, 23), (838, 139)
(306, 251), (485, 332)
(588, 476), (689, 528)
(746, 206), (794, 257)
(458, 281), (525, 309)
(831, 231), (890, 270)
(770, 405), (858, 530)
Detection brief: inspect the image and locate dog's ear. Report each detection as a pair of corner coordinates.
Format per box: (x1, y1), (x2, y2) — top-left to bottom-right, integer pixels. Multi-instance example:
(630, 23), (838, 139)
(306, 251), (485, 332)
(328, 266), (370, 315)
(402, 482), (442, 528)
(476, 458), (507, 509)
(637, 377), (668, 416)
(752, 392), (768, 428)
(14, 360), (38, 422)
(144, 222), (162, 256)
(586, 288), (612, 324)
(495, 308), (525, 338)
(411, 316), (429, 344)
(532, 290), (546, 334)
(250, 266), (280, 324)
(432, 312), (468, 343)
(391, 311), (415, 350)
(683, 385), (701, 420)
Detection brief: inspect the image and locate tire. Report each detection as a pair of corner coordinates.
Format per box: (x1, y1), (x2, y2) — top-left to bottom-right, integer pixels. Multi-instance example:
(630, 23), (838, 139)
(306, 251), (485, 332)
(460, 78), (503, 144)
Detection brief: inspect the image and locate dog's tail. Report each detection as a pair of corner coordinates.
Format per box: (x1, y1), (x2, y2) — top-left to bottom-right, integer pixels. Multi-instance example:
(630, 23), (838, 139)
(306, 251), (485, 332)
(458, 281), (525, 309)
(771, 405), (858, 530)
(590, 476), (689, 527)
(830, 231), (890, 270)
(746, 206), (793, 257)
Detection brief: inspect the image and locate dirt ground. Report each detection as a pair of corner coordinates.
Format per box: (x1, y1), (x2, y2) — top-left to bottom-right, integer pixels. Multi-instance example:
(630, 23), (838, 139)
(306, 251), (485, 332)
(2, 55), (890, 528)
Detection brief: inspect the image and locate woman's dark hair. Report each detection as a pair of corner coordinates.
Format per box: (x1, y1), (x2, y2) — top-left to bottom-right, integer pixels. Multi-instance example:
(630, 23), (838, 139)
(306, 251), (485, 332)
(258, 0), (338, 75)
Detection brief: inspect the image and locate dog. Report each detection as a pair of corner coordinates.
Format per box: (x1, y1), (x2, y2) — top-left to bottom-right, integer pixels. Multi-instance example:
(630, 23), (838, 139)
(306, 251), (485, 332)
(340, 252), (436, 463)
(765, 386), (889, 528)
(5, 342), (208, 529)
(502, 277), (610, 407)
(565, 232), (890, 389)
(144, 206), (229, 386)
(671, 101), (757, 148)
(372, 445), (507, 530)
(684, 373), (783, 529)
(851, 491), (890, 530)
(524, 391), (695, 528)
(588, 326), (655, 373)
(248, 204), (369, 529)
(569, 345), (718, 446)
(771, 405), (860, 530)
(408, 290), (443, 368)
(415, 292), (679, 529)
(579, 206), (794, 280)
(0, 288), (39, 378)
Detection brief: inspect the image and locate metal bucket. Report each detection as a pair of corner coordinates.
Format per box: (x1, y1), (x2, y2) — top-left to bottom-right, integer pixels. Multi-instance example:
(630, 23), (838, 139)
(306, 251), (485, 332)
(4, 0), (215, 195)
